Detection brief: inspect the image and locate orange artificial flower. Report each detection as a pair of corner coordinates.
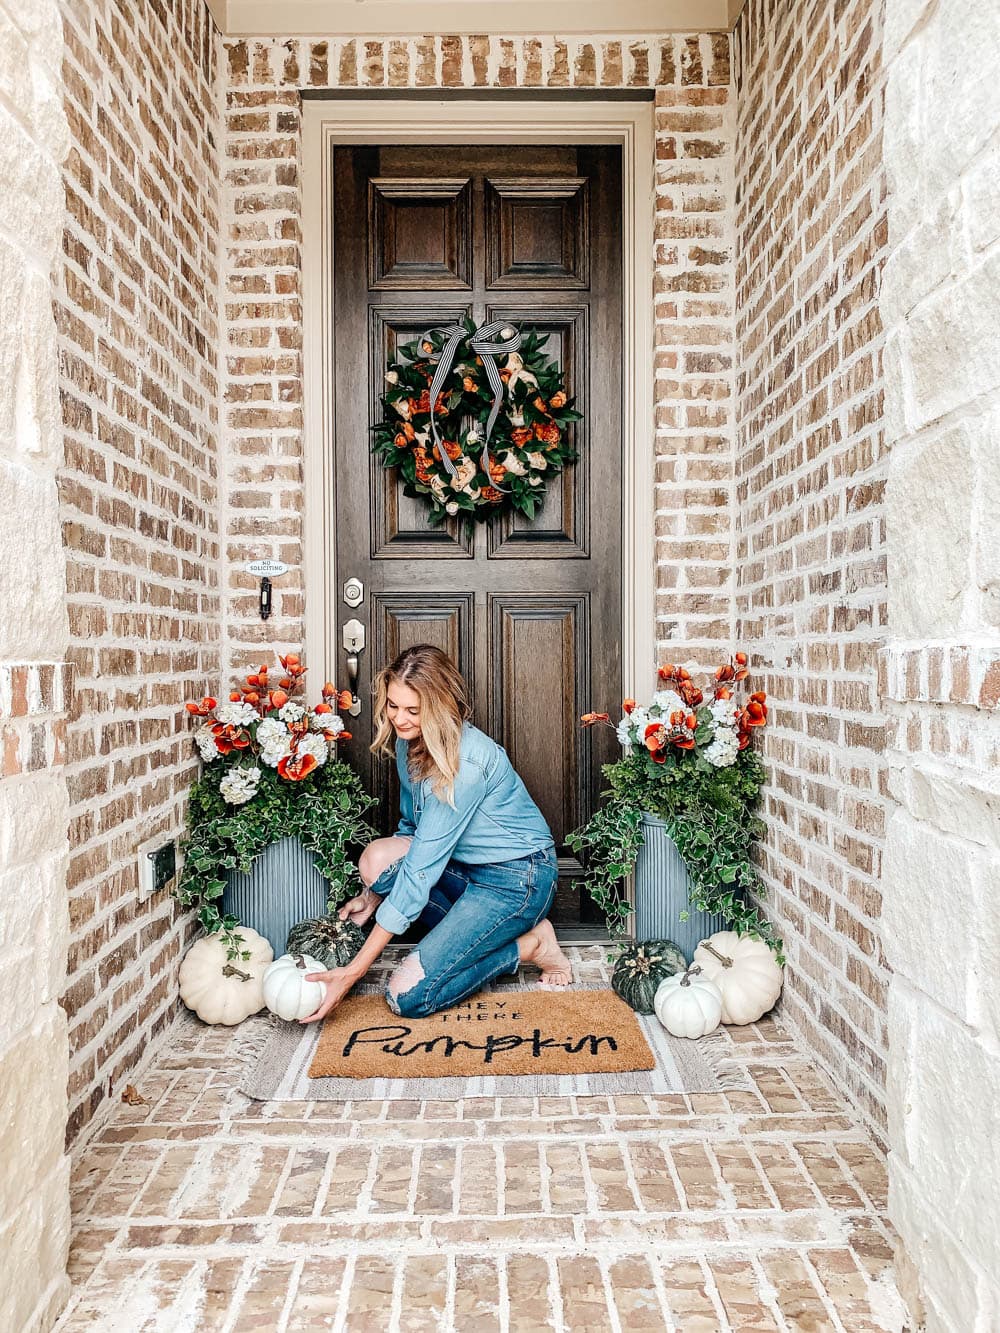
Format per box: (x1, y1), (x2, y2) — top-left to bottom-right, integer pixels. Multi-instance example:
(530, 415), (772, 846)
(511, 427), (533, 447)
(549, 391), (567, 410)
(270, 689), (289, 710)
(622, 698), (637, 714)
(580, 712), (611, 726)
(533, 395), (547, 413)
(277, 751), (319, 781)
(463, 376), (476, 392)
(229, 692), (241, 702)
(489, 461), (507, 484)
(480, 486), (504, 503)
(185, 696), (217, 716)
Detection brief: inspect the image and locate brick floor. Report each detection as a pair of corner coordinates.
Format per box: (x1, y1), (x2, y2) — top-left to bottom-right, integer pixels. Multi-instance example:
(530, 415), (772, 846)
(55, 948), (908, 1331)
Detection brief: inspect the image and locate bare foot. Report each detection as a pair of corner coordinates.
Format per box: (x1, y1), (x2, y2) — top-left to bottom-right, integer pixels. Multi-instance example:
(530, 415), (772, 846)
(519, 919), (573, 989)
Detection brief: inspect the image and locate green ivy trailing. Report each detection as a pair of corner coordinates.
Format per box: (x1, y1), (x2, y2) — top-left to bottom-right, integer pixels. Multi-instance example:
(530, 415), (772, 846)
(568, 747), (783, 961)
(174, 760), (378, 961)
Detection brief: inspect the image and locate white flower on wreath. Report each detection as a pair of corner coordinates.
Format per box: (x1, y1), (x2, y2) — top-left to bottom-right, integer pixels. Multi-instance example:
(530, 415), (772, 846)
(216, 700), (257, 727)
(194, 723), (220, 762)
(499, 451), (527, 476)
(449, 458), (477, 491)
(385, 370), (399, 385)
(446, 500), (459, 515)
(529, 476), (543, 487)
(705, 725), (739, 769)
(504, 352), (538, 392)
(527, 451), (547, 470)
(278, 701), (306, 723)
(220, 766), (262, 805)
(296, 732), (329, 767)
(465, 429), (480, 447)
(393, 398), (411, 420)
(509, 411), (525, 427)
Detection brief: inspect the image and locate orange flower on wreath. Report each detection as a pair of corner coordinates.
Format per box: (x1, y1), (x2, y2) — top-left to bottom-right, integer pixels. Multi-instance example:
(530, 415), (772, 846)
(480, 486), (504, 503)
(489, 460), (507, 485)
(511, 426), (533, 447)
(535, 422), (561, 446)
(549, 390), (567, 409)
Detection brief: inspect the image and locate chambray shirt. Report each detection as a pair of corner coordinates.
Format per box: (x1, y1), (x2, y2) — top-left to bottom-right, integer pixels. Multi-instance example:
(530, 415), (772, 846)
(374, 722), (555, 935)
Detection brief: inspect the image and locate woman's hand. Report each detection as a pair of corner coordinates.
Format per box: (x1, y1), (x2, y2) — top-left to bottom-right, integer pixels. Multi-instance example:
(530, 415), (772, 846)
(299, 966), (358, 1024)
(338, 889), (379, 927)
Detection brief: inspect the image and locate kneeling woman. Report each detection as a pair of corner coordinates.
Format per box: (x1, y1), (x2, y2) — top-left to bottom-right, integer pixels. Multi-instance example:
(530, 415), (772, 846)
(301, 644), (572, 1024)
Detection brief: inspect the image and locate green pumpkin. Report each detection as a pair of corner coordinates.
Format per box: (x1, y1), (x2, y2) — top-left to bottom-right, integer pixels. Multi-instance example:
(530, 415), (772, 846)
(612, 939), (687, 1013)
(286, 915), (366, 969)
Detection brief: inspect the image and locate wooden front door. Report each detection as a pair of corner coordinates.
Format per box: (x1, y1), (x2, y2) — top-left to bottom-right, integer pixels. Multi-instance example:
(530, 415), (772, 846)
(332, 143), (622, 929)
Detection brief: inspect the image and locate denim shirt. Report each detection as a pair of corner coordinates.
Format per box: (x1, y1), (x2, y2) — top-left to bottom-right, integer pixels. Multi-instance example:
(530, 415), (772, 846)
(374, 722), (555, 935)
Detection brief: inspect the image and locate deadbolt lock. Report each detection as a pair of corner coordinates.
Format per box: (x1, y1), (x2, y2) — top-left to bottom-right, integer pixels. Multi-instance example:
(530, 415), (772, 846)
(343, 577), (364, 608)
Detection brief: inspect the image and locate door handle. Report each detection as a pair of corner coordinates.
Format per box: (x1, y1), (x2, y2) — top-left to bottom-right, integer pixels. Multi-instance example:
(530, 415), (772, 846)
(342, 618), (365, 717)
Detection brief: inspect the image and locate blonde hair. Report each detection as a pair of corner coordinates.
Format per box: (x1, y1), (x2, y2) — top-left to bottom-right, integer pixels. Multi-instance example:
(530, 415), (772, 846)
(371, 644), (472, 805)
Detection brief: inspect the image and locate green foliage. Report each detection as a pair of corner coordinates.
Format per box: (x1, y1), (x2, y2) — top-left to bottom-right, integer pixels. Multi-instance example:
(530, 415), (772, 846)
(174, 759), (378, 961)
(568, 747), (783, 960)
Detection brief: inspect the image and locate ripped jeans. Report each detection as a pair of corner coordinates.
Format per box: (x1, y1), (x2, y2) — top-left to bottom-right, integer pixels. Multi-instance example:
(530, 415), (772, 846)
(368, 846), (558, 1019)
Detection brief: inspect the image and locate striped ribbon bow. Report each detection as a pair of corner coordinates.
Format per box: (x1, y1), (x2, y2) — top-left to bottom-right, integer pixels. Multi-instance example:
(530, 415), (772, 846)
(424, 320), (522, 481)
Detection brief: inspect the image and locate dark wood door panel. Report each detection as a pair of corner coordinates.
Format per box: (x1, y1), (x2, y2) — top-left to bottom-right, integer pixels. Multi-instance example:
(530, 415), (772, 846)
(369, 177), (473, 289)
(485, 176), (590, 289)
(332, 142), (622, 928)
(488, 592), (590, 848)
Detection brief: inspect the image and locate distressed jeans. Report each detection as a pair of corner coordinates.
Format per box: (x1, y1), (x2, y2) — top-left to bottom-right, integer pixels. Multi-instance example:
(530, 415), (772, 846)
(368, 845), (559, 1018)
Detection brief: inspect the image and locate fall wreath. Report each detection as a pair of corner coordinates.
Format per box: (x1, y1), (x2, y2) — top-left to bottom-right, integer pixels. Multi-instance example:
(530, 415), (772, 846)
(372, 318), (581, 524)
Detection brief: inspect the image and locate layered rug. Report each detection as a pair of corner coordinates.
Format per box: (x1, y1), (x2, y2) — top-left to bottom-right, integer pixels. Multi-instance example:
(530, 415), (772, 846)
(241, 976), (749, 1101)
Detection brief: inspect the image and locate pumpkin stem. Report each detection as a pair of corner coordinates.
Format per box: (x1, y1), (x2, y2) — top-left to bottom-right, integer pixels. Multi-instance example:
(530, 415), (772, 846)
(701, 942), (733, 968)
(294, 953), (307, 969)
(222, 963), (252, 982)
(680, 965), (703, 988)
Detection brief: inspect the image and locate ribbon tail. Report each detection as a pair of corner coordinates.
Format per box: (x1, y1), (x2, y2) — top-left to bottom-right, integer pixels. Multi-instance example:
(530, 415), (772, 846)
(426, 327), (464, 480)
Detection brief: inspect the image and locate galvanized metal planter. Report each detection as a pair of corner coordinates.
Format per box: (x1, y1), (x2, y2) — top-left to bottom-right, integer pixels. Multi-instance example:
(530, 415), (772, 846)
(632, 812), (728, 961)
(222, 836), (329, 959)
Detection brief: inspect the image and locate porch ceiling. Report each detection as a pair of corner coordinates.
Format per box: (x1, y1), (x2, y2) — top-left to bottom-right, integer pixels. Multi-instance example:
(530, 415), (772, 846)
(205, 0), (744, 37)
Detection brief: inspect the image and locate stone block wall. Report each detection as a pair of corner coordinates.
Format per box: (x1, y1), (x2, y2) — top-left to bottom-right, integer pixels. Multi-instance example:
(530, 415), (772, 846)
(55, 0), (222, 1143)
(732, 0), (890, 1142)
(0, 1), (74, 1326)
(219, 33), (737, 681)
(880, 0), (1000, 1324)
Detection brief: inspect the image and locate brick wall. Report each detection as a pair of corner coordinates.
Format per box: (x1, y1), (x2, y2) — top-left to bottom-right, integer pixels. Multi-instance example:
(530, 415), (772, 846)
(0, 0), (74, 1325)
(219, 33), (737, 680)
(880, 0), (1000, 1322)
(732, 0), (890, 1141)
(55, 0), (222, 1144)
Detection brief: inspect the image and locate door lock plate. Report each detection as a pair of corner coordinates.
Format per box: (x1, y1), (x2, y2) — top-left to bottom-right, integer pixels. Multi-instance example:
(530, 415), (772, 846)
(342, 619), (365, 653)
(343, 577), (364, 608)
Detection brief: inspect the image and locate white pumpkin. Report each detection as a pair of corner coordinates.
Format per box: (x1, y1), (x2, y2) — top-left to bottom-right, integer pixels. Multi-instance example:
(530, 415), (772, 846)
(262, 952), (328, 1021)
(693, 930), (783, 1025)
(653, 966), (723, 1039)
(178, 929), (273, 1025)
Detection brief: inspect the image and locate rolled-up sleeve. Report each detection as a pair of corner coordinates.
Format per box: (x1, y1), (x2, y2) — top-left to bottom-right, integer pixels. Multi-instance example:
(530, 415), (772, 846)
(374, 760), (487, 935)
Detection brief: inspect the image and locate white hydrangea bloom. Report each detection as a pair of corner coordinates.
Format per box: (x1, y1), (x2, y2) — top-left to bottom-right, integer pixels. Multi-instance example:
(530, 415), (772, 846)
(617, 705), (650, 748)
(220, 766), (262, 805)
(194, 723), (220, 762)
(257, 717), (292, 768)
(651, 689), (684, 716)
(310, 711), (344, 736)
(215, 700), (258, 727)
(705, 726), (740, 768)
(709, 697), (740, 727)
(278, 701), (306, 723)
(296, 733), (329, 767)
(616, 716), (637, 748)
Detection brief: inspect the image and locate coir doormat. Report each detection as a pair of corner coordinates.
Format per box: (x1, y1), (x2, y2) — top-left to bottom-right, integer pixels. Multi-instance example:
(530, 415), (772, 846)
(307, 989), (655, 1080)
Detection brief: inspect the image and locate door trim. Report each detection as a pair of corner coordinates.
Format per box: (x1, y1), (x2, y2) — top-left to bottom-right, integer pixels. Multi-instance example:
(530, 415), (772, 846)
(302, 96), (655, 703)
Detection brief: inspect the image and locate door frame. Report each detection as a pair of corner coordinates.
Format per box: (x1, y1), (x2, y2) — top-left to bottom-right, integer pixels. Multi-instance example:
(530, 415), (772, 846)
(302, 95), (655, 701)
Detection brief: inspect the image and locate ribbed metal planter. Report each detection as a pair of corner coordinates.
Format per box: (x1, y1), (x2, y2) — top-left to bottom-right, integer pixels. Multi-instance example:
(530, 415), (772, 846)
(222, 836), (329, 959)
(633, 812), (728, 961)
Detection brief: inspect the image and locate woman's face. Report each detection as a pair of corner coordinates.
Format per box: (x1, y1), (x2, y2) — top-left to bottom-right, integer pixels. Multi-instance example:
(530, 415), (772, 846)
(386, 680), (422, 739)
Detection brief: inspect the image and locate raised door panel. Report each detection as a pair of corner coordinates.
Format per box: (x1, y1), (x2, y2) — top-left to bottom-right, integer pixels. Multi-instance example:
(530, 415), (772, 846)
(369, 178), (473, 289)
(369, 307), (474, 557)
(485, 177), (590, 289)
(371, 592), (475, 830)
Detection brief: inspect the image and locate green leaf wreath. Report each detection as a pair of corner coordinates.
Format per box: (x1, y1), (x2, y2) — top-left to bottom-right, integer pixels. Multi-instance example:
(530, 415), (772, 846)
(372, 318), (581, 525)
(569, 658), (783, 960)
